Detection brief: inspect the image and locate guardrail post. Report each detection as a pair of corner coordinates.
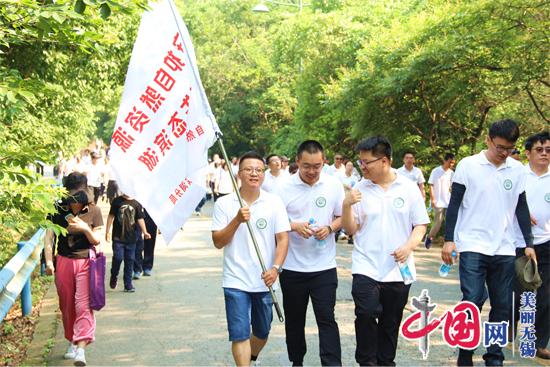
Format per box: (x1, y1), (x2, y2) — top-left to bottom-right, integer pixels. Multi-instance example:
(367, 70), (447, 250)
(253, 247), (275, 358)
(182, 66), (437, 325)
(17, 241), (33, 317)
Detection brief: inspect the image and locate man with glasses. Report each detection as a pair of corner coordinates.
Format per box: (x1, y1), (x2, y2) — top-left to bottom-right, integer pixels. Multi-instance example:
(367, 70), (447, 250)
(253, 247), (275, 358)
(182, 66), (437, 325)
(342, 136), (429, 366)
(512, 131), (550, 359)
(262, 154), (288, 193)
(327, 153), (345, 177)
(397, 151), (426, 200)
(212, 151), (290, 366)
(441, 119), (536, 366)
(275, 140), (344, 366)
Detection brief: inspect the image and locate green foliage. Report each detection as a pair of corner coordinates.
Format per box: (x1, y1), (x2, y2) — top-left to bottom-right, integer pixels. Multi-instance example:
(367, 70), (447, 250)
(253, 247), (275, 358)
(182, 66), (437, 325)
(326, 0), (548, 163)
(179, 0), (547, 164)
(0, 0), (144, 265)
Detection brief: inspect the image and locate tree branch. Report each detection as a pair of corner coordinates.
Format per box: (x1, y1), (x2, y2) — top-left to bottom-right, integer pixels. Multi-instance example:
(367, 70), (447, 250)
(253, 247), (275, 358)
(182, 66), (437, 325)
(526, 85), (549, 123)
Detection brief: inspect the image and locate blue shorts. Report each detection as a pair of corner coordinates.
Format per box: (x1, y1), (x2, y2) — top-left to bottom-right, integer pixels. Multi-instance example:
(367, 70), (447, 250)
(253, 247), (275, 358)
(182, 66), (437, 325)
(223, 288), (273, 341)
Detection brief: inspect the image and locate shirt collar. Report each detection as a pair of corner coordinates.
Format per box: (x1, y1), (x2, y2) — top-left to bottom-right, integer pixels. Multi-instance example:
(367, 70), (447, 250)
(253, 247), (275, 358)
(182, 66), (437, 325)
(526, 163), (550, 178)
(477, 151), (512, 169)
(360, 172), (404, 188)
(292, 171), (326, 187)
(231, 190), (267, 204)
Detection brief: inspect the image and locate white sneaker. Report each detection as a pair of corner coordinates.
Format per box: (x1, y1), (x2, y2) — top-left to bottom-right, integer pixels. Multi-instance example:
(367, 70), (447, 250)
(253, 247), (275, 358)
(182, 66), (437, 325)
(252, 360), (260, 367)
(74, 347), (86, 366)
(64, 344), (77, 359)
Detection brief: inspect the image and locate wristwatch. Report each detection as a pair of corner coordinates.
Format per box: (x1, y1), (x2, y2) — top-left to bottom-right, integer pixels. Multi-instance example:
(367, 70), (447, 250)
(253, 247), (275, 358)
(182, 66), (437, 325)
(272, 264), (283, 274)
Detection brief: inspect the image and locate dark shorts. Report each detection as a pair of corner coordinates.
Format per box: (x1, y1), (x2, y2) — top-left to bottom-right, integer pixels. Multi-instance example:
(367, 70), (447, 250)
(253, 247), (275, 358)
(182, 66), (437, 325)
(223, 287), (273, 342)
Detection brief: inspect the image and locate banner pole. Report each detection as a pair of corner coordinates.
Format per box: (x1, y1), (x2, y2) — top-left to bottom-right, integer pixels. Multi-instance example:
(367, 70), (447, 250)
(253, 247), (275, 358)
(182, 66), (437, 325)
(215, 134), (284, 323)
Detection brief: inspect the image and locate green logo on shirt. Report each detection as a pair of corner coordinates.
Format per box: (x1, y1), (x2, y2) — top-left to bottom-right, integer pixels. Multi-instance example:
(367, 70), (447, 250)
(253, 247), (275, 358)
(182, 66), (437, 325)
(393, 197), (405, 208)
(503, 179), (513, 190)
(315, 196), (327, 208)
(545, 193), (550, 203)
(256, 218), (267, 229)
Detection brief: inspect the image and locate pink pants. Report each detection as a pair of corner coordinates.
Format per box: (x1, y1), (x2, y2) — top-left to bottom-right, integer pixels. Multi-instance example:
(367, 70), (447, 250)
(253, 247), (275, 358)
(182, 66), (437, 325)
(55, 255), (95, 343)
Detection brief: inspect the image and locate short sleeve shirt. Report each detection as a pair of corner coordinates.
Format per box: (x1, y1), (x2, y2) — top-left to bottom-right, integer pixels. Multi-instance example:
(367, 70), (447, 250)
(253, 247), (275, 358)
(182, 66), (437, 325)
(428, 166), (453, 208)
(261, 171), (289, 193)
(86, 163), (104, 188)
(351, 175), (430, 282)
(212, 190), (290, 292)
(274, 173), (345, 272)
(397, 165), (426, 185)
(514, 165), (550, 247)
(453, 152), (526, 255)
(326, 164), (345, 177)
(50, 204), (103, 259)
(109, 196), (145, 243)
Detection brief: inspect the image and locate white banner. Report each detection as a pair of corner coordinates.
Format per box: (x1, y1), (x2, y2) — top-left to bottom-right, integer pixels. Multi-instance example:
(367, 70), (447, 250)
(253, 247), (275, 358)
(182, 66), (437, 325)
(110, 0), (220, 243)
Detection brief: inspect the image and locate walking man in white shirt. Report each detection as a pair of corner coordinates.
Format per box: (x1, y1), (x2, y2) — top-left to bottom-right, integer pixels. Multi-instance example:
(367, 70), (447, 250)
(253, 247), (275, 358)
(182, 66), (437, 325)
(512, 131), (550, 359)
(424, 153), (455, 249)
(397, 151), (426, 200)
(275, 140), (344, 366)
(342, 136), (429, 366)
(86, 153), (104, 204)
(280, 155), (290, 174)
(212, 151), (290, 366)
(441, 119), (536, 366)
(326, 153), (345, 177)
(262, 154), (287, 193)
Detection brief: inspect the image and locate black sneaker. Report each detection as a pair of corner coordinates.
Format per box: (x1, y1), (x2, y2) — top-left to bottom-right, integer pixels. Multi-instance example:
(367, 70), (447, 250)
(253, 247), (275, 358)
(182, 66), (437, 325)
(109, 276), (117, 290)
(124, 286), (136, 293)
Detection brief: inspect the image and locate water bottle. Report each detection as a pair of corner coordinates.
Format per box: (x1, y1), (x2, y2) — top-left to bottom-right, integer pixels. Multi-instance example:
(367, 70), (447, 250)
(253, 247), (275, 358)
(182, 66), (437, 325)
(308, 218), (326, 249)
(439, 251), (457, 277)
(427, 203), (433, 213)
(398, 260), (414, 285)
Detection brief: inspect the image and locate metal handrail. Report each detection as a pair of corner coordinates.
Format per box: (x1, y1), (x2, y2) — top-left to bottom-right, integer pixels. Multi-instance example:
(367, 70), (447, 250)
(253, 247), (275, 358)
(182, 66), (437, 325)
(0, 228), (46, 323)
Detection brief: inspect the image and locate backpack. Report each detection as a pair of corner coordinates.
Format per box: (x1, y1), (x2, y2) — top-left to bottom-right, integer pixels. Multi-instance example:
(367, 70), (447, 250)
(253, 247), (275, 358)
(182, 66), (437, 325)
(117, 203), (136, 242)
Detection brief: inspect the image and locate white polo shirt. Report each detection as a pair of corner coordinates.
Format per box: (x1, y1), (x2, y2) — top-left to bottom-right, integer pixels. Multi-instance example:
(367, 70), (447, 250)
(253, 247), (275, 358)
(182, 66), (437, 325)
(261, 170), (289, 193)
(275, 172), (345, 272)
(514, 165), (550, 248)
(397, 165), (426, 185)
(212, 190), (290, 292)
(351, 174), (430, 282)
(453, 152), (526, 256)
(327, 164), (345, 176)
(428, 166), (453, 208)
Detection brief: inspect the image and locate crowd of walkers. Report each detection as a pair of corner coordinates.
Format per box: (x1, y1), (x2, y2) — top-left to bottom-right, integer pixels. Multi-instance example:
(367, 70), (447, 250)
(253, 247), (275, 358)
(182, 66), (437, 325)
(211, 119), (549, 367)
(44, 144), (160, 365)
(43, 119), (548, 367)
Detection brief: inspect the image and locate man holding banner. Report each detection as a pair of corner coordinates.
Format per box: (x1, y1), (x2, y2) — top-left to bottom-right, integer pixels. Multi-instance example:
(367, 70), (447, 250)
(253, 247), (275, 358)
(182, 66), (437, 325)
(212, 151), (290, 366)
(109, 2), (291, 364)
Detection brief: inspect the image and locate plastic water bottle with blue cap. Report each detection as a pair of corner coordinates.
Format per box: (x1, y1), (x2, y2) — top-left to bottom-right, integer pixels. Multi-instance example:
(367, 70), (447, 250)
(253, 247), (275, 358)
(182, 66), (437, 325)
(398, 259), (414, 285)
(439, 251), (457, 277)
(308, 218), (326, 249)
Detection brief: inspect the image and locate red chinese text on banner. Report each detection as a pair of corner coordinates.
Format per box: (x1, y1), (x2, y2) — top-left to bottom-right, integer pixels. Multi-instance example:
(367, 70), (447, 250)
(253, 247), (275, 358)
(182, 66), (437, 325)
(109, 0), (220, 243)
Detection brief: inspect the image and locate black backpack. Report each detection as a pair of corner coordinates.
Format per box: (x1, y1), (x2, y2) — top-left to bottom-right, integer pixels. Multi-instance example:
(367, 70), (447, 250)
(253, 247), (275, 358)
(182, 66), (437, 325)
(117, 203), (136, 242)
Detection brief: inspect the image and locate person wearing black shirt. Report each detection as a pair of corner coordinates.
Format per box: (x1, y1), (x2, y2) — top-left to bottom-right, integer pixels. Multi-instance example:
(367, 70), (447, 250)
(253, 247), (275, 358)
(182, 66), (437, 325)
(105, 194), (150, 292)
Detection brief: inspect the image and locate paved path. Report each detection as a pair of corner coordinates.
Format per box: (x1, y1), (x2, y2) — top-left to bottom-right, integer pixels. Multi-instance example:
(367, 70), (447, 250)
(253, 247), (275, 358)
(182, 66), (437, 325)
(46, 201), (546, 366)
